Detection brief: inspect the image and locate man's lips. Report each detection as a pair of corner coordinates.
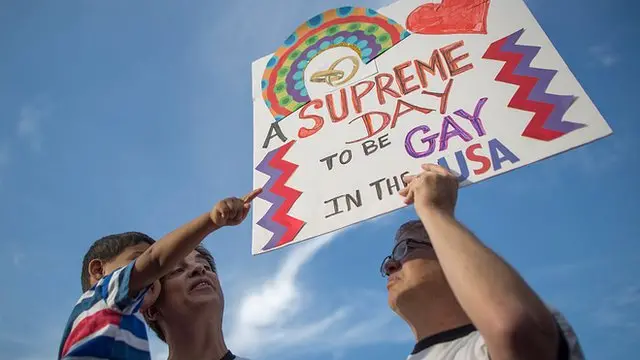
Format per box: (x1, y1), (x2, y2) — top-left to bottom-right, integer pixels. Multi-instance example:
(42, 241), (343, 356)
(386, 274), (401, 289)
(188, 278), (215, 292)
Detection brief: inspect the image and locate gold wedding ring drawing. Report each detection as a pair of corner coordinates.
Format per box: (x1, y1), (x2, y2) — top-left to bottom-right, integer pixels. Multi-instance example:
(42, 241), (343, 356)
(309, 56), (360, 87)
(310, 69), (345, 85)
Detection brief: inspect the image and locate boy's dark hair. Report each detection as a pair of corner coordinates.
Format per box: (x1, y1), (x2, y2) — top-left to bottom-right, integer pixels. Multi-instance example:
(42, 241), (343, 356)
(147, 245), (216, 342)
(80, 232), (156, 292)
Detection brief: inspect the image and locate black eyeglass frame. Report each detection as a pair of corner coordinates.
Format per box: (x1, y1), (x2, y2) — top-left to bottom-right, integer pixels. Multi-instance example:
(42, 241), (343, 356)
(379, 239), (432, 277)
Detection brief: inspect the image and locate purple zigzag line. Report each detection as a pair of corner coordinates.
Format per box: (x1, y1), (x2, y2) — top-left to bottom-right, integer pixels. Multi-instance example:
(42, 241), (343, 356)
(500, 29), (585, 134)
(255, 148), (287, 244)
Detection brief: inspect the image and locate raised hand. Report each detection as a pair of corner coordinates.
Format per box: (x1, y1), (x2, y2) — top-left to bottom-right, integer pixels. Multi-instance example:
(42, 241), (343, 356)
(399, 164), (458, 215)
(210, 188), (263, 227)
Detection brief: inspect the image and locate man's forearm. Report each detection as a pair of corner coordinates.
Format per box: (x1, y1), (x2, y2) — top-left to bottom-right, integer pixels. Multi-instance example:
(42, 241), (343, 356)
(417, 206), (558, 358)
(130, 212), (217, 292)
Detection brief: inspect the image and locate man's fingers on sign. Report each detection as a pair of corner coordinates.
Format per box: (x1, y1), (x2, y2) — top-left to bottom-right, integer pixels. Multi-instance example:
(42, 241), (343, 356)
(399, 173), (417, 205)
(420, 163), (452, 176)
(399, 164), (456, 205)
(402, 173), (418, 184)
(422, 164), (460, 189)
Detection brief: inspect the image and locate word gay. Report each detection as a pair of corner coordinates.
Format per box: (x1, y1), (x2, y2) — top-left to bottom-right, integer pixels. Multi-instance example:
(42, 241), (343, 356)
(404, 97), (520, 179)
(405, 97), (488, 159)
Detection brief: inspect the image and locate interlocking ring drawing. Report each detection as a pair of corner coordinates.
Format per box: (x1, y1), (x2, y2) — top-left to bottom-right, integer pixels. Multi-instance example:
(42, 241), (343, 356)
(309, 55), (360, 87)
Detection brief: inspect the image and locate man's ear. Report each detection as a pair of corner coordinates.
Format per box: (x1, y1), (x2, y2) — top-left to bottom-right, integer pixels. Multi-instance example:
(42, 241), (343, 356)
(88, 259), (105, 284)
(139, 280), (161, 312)
(144, 304), (160, 322)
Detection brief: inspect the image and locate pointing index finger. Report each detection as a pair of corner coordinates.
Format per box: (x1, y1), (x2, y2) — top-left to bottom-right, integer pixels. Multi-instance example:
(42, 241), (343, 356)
(242, 188), (263, 203)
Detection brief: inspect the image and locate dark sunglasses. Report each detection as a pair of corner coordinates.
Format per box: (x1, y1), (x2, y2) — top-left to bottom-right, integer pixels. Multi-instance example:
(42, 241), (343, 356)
(380, 239), (432, 277)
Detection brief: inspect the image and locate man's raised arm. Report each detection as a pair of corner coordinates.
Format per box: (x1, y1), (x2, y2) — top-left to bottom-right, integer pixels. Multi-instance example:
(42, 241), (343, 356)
(400, 165), (560, 360)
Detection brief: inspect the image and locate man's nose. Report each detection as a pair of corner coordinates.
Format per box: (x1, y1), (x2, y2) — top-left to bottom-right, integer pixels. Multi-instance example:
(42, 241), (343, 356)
(388, 262), (401, 274)
(385, 260), (402, 276)
(188, 263), (206, 277)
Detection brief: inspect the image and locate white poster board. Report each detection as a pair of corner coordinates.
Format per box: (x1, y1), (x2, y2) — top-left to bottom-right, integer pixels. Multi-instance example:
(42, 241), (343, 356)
(250, 0), (612, 255)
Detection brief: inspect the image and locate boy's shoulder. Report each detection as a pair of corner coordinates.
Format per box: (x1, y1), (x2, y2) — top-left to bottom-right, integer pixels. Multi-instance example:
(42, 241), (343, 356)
(76, 262), (130, 302)
(65, 261), (143, 329)
(59, 267), (150, 360)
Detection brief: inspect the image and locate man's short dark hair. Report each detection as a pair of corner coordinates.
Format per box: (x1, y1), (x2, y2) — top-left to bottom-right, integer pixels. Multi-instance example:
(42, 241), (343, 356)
(147, 245), (216, 342)
(81, 232), (155, 292)
(395, 219), (430, 244)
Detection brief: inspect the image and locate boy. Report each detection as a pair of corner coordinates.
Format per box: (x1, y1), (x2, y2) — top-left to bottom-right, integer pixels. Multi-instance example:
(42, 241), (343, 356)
(58, 188), (262, 359)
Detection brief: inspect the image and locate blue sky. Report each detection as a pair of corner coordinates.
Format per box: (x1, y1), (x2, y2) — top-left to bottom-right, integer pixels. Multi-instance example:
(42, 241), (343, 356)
(0, 0), (638, 359)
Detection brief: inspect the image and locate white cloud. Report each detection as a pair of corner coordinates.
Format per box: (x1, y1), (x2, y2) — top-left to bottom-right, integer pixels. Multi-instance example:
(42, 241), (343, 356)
(226, 232), (340, 354)
(17, 105), (45, 153)
(226, 229), (410, 359)
(233, 234), (335, 330)
(588, 44), (619, 68)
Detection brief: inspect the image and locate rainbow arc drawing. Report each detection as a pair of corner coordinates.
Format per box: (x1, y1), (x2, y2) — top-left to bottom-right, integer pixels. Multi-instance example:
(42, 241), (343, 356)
(261, 6), (411, 122)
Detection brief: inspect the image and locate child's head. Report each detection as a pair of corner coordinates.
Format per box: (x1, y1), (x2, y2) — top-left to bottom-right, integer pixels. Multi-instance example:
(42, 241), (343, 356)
(81, 231), (155, 292)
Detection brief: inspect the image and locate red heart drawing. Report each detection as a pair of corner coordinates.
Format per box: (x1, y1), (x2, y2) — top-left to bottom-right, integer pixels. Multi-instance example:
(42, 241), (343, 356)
(406, 0), (490, 35)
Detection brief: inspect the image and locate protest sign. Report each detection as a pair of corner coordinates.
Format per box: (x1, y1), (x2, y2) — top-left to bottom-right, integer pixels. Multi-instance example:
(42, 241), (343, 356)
(250, 0), (612, 255)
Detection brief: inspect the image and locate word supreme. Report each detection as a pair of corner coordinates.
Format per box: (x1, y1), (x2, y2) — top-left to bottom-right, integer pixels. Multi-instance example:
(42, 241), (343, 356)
(296, 40), (474, 144)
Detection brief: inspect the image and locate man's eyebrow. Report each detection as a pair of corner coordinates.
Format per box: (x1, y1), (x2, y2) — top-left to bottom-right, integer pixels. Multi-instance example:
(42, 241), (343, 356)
(194, 254), (211, 265)
(173, 258), (187, 268)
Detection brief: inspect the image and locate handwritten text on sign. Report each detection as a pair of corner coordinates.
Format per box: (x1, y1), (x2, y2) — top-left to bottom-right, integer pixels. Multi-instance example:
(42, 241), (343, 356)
(250, 1), (612, 255)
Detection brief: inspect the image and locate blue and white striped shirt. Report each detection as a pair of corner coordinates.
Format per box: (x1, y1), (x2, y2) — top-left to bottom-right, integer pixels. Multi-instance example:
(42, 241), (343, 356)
(58, 261), (151, 360)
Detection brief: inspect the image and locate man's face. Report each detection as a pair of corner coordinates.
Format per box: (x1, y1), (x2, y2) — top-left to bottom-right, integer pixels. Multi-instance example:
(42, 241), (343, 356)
(153, 250), (223, 319)
(382, 227), (445, 312)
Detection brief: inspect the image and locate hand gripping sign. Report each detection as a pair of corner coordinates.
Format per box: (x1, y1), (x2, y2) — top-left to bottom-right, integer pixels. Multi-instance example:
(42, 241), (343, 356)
(250, 0), (612, 255)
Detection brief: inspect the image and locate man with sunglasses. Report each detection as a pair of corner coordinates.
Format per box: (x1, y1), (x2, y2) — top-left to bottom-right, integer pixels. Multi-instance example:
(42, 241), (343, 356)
(382, 163), (583, 360)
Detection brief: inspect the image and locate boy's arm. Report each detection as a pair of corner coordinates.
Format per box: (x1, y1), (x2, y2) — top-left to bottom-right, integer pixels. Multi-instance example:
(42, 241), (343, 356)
(128, 188), (262, 296)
